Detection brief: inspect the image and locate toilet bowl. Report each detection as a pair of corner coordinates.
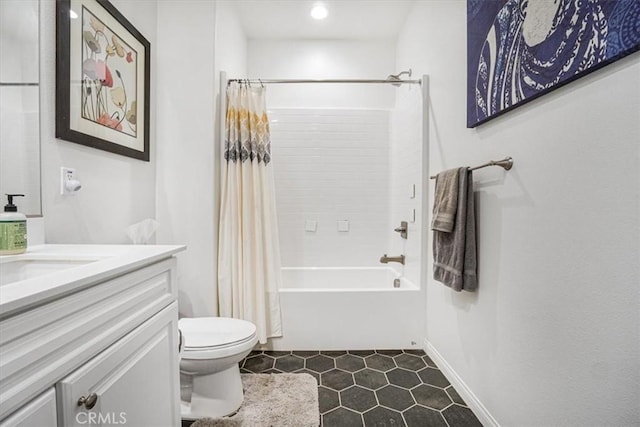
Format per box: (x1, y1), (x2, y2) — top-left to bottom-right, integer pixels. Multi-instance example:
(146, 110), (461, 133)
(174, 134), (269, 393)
(179, 317), (258, 420)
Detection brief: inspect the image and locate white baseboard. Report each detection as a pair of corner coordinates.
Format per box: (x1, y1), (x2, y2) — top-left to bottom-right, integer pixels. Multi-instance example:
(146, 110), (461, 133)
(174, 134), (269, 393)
(424, 339), (500, 427)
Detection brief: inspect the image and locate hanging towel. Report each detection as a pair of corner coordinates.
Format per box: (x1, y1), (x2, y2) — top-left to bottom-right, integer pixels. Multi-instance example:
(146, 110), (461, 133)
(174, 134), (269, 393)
(433, 168), (478, 292)
(431, 168), (460, 232)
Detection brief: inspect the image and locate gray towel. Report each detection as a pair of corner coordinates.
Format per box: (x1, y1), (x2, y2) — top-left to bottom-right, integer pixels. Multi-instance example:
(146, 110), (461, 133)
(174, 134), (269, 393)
(433, 168), (477, 292)
(431, 168), (460, 232)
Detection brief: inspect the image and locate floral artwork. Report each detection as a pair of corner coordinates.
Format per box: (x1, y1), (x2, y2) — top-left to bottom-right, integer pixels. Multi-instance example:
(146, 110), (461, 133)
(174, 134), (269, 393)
(56, 0), (150, 161)
(81, 9), (137, 137)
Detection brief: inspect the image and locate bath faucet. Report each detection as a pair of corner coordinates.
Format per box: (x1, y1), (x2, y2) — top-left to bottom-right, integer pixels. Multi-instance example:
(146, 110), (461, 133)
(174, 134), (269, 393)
(394, 221), (408, 239)
(379, 254), (405, 265)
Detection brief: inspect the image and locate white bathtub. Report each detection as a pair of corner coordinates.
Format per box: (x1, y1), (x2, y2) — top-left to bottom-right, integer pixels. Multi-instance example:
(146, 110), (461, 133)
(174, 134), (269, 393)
(265, 267), (425, 351)
(279, 267), (415, 291)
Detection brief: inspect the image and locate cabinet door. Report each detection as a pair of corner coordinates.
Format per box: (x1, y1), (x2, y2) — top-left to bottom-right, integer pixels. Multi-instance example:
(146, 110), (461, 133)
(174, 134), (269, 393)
(0, 389), (56, 427)
(57, 303), (180, 427)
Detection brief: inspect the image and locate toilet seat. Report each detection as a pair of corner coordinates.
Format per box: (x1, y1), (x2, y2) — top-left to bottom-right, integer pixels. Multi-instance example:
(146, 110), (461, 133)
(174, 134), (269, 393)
(180, 317), (257, 359)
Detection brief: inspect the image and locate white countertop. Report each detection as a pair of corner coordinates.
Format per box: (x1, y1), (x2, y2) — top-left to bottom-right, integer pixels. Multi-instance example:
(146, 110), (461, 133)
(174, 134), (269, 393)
(0, 244), (186, 317)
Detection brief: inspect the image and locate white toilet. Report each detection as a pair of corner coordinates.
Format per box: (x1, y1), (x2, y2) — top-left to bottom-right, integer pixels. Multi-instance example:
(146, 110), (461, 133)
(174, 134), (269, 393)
(178, 317), (258, 420)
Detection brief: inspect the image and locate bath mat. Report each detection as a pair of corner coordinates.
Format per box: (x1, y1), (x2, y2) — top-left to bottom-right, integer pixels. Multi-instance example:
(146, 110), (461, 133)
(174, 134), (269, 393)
(191, 373), (319, 427)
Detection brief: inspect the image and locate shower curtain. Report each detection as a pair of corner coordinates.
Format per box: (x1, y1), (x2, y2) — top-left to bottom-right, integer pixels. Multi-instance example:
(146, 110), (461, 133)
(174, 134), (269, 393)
(217, 81), (282, 344)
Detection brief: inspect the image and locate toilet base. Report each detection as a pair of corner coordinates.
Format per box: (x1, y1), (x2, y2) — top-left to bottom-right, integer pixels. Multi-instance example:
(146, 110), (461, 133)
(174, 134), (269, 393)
(180, 364), (245, 420)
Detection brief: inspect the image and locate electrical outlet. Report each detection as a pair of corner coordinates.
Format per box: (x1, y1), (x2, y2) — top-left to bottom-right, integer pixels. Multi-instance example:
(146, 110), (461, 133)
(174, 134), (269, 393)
(60, 167), (81, 195)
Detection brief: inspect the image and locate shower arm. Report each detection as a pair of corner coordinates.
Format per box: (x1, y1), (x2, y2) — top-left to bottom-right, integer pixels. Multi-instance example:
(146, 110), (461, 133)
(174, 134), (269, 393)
(392, 69), (412, 79)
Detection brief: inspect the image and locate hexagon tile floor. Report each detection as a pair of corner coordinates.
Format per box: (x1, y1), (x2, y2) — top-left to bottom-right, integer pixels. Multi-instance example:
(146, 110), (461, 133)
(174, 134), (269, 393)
(239, 349), (483, 427)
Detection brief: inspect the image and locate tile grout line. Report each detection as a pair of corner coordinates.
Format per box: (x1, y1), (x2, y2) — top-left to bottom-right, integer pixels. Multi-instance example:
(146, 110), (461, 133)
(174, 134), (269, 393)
(235, 349), (482, 427)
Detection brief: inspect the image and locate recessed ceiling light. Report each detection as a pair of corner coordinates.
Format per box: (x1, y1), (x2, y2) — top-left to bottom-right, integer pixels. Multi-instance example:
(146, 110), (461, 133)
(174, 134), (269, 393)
(310, 4), (328, 20)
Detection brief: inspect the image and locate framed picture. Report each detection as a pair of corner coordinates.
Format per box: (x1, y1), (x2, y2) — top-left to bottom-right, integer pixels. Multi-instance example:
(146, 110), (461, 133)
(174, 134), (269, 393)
(467, 0), (640, 128)
(56, 0), (150, 161)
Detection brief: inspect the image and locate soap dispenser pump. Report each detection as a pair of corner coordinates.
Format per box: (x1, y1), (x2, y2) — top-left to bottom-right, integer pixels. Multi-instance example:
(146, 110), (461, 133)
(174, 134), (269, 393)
(0, 194), (27, 255)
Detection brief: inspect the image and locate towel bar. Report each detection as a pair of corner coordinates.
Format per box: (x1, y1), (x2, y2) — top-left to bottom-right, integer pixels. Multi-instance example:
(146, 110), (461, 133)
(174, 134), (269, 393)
(429, 157), (513, 179)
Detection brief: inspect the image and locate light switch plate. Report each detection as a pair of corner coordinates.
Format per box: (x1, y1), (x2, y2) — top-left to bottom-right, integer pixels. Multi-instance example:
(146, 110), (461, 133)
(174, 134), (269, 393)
(305, 220), (317, 232)
(337, 220), (350, 232)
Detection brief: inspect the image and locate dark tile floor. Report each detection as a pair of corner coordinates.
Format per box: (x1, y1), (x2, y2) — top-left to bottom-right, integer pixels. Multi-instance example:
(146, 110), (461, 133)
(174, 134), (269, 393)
(240, 349), (483, 427)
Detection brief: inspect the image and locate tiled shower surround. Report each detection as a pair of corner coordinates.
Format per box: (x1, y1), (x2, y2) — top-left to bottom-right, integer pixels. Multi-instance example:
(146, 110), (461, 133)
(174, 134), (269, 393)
(269, 108), (391, 268)
(240, 349), (482, 427)
(268, 104), (425, 289)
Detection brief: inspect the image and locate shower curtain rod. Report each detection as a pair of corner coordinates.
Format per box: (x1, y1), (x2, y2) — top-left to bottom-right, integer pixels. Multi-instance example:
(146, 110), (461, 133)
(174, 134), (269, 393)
(429, 157), (514, 179)
(227, 78), (422, 85)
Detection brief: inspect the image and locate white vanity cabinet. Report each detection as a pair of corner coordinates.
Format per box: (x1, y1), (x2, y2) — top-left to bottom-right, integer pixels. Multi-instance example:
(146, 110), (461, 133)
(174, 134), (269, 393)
(0, 245), (184, 426)
(57, 304), (177, 426)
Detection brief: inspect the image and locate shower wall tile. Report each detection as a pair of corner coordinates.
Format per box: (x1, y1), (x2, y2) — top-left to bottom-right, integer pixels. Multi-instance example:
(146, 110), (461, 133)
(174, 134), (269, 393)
(389, 86), (424, 287)
(270, 108), (390, 267)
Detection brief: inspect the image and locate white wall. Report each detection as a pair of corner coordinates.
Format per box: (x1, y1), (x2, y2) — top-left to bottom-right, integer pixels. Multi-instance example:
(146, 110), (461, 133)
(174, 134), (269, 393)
(156, 0), (247, 317)
(215, 1), (247, 82)
(248, 40), (396, 109)
(212, 0), (248, 312)
(397, 1), (640, 426)
(40, 0), (157, 244)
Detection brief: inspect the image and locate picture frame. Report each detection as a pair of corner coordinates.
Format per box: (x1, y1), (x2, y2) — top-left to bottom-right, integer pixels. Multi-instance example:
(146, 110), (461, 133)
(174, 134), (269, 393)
(56, 0), (150, 161)
(466, 0), (640, 128)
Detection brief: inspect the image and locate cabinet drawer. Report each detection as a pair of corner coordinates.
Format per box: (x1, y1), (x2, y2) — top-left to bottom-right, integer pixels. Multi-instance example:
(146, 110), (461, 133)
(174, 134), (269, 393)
(0, 258), (177, 419)
(57, 302), (180, 427)
(0, 389), (56, 427)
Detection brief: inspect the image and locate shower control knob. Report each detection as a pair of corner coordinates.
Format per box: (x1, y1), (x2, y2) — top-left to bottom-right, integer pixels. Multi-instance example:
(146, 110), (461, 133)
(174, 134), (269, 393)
(77, 393), (98, 410)
(394, 221), (408, 239)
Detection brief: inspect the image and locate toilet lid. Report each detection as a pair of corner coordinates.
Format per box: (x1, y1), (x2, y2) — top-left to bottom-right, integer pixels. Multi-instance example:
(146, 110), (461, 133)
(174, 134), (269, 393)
(179, 317), (257, 349)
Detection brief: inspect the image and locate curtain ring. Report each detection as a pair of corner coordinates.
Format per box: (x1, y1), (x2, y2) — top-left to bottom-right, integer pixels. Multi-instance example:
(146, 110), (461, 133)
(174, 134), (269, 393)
(259, 79), (264, 88)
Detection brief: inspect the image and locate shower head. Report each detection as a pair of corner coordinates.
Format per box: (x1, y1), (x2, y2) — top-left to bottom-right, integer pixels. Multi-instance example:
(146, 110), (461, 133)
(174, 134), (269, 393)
(386, 69), (412, 86)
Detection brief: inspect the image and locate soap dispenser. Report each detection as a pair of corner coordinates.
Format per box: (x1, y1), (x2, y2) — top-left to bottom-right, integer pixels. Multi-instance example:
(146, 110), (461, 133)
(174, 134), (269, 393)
(0, 194), (27, 255)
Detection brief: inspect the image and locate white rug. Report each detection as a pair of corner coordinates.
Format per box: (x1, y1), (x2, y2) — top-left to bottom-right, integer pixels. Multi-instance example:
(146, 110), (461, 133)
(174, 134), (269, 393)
(191, 373), (319, 427)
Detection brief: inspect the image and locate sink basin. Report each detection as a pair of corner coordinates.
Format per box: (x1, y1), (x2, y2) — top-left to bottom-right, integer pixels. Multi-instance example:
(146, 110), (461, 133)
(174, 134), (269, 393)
(0, 244), (186, 318)
(0, 257), (102, 286)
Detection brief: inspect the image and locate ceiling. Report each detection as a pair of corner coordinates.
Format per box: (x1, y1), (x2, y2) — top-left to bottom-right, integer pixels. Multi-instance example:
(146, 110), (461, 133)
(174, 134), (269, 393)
(231, 0), (415, 40)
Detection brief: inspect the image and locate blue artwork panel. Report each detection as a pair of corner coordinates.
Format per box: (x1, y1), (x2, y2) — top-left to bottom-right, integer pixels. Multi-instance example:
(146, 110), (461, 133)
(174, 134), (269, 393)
(467, 0), (640, 128)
